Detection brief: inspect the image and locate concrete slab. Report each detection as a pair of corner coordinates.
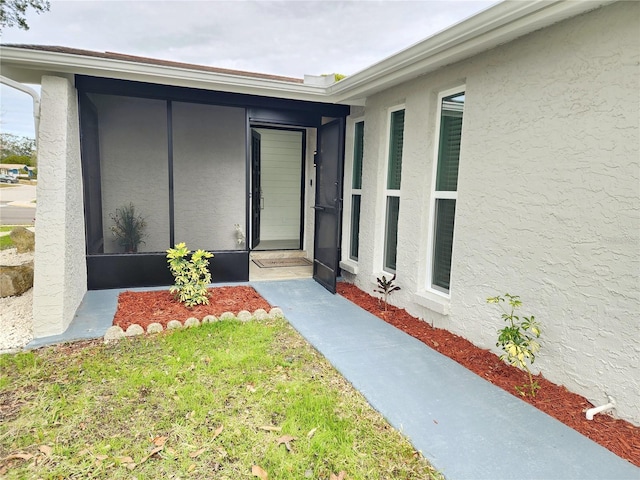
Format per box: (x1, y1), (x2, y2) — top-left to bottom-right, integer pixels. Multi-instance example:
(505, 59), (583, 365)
(251, 279), (639, 480)
(27, 288), (118, 349)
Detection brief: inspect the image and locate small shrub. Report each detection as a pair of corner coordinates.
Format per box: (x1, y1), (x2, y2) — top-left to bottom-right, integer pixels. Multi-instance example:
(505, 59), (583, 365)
(166, 242), (214, 308)
(375, 274), (401, 311)
(487, 293), (542, 397)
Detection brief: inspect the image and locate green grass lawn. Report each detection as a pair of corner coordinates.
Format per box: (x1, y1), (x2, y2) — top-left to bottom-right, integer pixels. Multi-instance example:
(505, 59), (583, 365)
(0, 235), (14, 250)
(0, 318), (441, 479)
(0, 226), (34, 250)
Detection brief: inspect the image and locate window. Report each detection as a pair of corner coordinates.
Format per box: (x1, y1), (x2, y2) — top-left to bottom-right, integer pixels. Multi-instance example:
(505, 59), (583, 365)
(429, 90), (464, 293)
(349, 121), (364, 260)
(383, 107), (405, 272)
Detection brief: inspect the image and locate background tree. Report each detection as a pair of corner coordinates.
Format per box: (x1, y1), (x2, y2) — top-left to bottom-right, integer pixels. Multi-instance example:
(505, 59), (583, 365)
(0, 0), (50, 31)
(0, 133), (36, 166)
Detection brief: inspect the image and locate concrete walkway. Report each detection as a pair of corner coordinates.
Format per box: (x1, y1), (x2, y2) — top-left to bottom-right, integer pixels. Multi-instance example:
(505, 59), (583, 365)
(27, 279), (639, 479)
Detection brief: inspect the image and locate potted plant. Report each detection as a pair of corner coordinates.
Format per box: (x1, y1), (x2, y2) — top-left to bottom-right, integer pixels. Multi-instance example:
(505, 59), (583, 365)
(110, 203), (147, 253)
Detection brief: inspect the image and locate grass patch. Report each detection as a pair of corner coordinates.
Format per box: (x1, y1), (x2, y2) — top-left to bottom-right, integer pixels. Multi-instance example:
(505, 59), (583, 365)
(0, 226), (33, 250)
(0, 226), (32, 233)
(0, 235), (14, 250)
(0, 319), (441, 479)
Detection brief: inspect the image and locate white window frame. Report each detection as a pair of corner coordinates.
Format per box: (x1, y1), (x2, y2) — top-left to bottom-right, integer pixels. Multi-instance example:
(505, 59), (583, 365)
(379, 104), (405, 275)
(425, 86), (465, 298)
(340, 116), (364, 274)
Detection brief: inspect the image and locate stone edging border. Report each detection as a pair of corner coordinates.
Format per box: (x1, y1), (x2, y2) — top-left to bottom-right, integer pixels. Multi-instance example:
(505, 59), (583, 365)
(104, 307), (285, 343)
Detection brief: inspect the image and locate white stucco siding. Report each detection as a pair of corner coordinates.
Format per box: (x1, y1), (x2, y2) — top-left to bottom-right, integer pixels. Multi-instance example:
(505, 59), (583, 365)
(92, 94), (170, 253)
(346, 2), (640, 424)
(350, 97), (401, 283)
(173, 102), (245, 251)
(453, 1), (639, 424)
(33, 75), (87, 337)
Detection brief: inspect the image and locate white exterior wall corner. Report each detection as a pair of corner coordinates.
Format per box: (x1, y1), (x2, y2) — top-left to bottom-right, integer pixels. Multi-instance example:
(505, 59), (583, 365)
(351, 2), (640, 425)
(33, 75), (87, 337)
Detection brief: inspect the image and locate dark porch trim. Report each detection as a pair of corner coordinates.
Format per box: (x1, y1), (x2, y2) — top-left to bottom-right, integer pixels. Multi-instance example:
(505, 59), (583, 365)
(75, 75), (350, 122)
(87, 251), (249, 290)
(166, 100), (175, 247)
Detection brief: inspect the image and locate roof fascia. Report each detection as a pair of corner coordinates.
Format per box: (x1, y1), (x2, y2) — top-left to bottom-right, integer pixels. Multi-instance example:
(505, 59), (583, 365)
(327, 0), (616, 104)
(0, 47), (330, 103)
(75, 75), (350, 119)
(0, 1), (616, 106)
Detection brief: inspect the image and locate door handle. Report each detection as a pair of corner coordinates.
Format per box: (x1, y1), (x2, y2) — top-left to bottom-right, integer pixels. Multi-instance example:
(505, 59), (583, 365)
(312, 206), (325, 211)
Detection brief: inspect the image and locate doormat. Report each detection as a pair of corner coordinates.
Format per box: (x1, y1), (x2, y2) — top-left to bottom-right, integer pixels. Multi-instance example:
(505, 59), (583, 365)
(253, 257), (313, 268)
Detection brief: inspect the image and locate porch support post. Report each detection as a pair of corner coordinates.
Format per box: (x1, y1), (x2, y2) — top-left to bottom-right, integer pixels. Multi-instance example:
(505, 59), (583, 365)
(32, 75), (87, 337)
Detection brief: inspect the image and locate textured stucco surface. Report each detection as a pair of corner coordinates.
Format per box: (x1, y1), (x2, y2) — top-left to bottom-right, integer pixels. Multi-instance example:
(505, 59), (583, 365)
(173, 102), (245, 250)
(91, 94), (171, 253)
(33, 76), (87, 337)
(344, 2), (640, 424)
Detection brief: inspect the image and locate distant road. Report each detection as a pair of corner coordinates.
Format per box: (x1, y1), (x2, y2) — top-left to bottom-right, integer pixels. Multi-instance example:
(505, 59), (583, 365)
(0, 204), (36, 225)
(0, 184), (36, 225)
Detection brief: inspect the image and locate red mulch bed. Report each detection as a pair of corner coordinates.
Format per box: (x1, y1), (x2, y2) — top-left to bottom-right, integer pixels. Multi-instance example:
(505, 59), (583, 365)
(112, 286), (271, 331)
(112, 283), (639, 467)
(337, 282), (640, 467)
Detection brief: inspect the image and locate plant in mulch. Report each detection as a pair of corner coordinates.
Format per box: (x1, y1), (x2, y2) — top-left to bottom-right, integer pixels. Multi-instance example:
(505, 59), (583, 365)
(166, 242), (214, 308)
(487, 293), (542, 397)
(109, 203), (147, 252)
(374, 274), (401, 311)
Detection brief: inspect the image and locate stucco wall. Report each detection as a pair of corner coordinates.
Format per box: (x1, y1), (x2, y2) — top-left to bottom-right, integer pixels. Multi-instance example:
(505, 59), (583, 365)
(33, 75), (87, 337)
(91, 94), (170, 253)
(344, 2), (640, 424)
(173, 102), (245, 250)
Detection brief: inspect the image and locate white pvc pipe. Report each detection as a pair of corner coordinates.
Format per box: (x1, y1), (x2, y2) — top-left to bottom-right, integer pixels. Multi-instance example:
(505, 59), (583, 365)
(0, 75), (41, 145)
(585, 395), (615, 420)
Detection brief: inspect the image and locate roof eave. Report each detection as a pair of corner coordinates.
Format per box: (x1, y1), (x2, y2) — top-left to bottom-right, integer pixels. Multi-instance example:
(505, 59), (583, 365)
(0, 47), (331, 103)
(328, 0), (616, 104)
(0, 1), (617, 106)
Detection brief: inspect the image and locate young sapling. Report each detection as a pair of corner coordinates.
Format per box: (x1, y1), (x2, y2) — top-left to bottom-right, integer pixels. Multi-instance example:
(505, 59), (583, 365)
(375, 274), (401, 311)
(487, 293), (542, 397)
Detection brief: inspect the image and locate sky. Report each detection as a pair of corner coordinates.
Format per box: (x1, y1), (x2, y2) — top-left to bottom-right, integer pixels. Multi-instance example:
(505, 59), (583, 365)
(0, 0), (497, 138)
